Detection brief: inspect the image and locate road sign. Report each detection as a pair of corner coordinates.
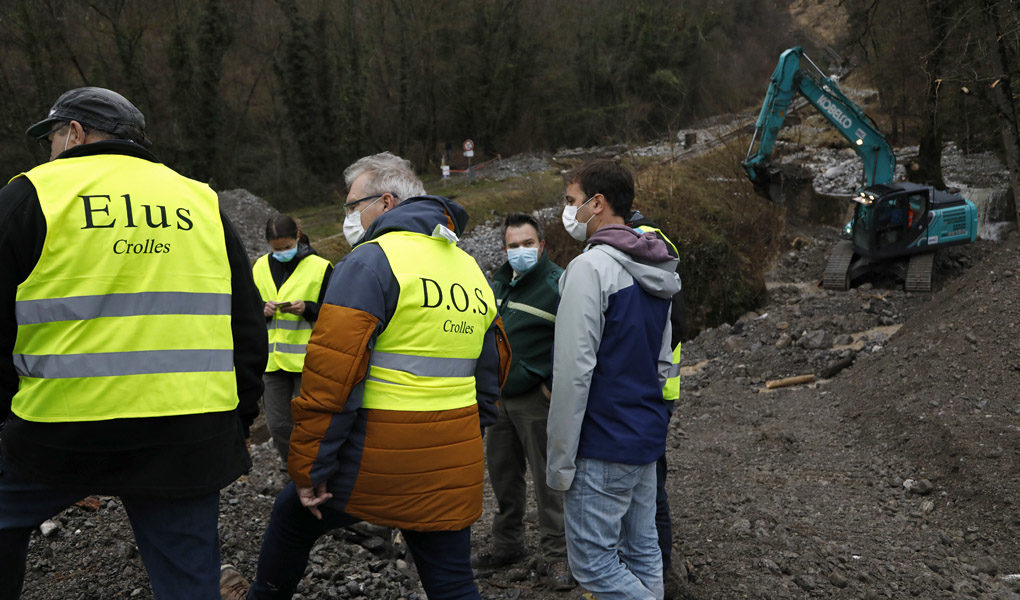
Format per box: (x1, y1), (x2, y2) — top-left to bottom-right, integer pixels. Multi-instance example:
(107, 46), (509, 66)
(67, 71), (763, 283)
(463, 139), (474, 151)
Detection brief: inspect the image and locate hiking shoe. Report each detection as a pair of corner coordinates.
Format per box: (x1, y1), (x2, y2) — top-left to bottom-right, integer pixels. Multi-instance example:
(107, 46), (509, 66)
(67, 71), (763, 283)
(542, 559), (577, 591)
(663, 560), (691, 599)
(219, 564), (250, 600)
(470, 546), (526, 569)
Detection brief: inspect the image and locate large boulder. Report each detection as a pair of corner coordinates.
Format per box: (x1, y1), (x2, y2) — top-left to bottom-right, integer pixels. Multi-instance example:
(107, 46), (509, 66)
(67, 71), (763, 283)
(217, 188), (279, 263)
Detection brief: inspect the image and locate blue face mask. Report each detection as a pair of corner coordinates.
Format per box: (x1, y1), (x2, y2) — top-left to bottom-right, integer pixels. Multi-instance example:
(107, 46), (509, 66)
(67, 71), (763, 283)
(507, 247), (539, 274)
(272, 246), (298, 262)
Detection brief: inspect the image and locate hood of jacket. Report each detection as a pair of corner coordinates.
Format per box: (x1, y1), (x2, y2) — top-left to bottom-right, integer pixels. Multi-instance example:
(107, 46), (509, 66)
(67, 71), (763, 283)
(587, 224), (681, 299)
(361, 195), (468, 243)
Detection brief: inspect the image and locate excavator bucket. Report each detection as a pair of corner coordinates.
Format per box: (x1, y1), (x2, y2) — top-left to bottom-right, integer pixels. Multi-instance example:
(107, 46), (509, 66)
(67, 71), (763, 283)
(746, 162), (786, 204)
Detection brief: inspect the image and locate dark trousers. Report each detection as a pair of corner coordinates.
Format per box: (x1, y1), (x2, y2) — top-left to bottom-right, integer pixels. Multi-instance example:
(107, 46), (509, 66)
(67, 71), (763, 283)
(262, 370), (302, 464)
(249, 483), (480, 600)
(0, 454), (221, 600)
(656, 452), (673, 571)
(485, 385), (566, 560)
(656, 402), (676, 571)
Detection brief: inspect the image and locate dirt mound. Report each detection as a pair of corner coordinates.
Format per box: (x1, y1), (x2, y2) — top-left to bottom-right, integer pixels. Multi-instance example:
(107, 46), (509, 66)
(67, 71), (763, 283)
(847, 236), (1020, 543)
(660, 229), (1020, 600)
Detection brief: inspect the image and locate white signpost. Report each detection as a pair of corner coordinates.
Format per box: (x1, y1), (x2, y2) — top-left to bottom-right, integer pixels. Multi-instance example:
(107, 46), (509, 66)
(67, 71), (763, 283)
(463, 139), (475, 181)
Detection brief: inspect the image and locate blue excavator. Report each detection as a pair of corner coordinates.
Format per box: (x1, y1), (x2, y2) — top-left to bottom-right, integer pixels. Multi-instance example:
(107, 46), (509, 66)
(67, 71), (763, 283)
(742, 46), (977, 291)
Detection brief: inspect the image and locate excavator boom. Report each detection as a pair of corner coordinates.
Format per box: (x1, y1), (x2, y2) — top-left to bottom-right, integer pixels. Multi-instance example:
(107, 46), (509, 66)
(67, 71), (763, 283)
(743, 47), (895, 201)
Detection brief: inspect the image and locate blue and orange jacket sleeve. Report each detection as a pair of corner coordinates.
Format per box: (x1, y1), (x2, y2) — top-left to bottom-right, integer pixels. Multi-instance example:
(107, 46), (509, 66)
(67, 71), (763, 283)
(475, 316), (512, 429)
(288, 246), (394, 487)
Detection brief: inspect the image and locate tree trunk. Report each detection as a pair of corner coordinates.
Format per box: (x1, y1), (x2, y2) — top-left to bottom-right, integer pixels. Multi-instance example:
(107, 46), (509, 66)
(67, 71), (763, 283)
(982, 0), (1020, 223)
(913, 0), (948, 189)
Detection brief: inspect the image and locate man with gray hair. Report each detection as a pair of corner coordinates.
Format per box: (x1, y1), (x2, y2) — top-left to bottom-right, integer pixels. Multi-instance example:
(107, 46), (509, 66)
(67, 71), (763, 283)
(221, 152), (511, 600)
(341, 151), (426, 247)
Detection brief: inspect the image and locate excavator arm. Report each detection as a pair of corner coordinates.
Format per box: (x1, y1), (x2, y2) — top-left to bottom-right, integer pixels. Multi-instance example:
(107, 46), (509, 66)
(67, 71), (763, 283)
(743, 47), (896, 202)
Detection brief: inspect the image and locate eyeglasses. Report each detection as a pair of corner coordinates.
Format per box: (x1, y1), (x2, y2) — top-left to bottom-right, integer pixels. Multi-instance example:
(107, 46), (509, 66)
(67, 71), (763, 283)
(343, 193), (394, 215)
(36, 122), (69, 150)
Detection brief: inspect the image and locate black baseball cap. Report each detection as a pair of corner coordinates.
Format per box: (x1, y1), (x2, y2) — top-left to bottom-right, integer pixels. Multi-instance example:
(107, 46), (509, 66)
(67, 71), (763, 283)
(26, 87), (148, 143)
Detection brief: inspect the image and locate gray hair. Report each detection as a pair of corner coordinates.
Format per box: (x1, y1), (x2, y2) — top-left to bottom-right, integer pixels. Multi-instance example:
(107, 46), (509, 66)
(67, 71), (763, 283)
(343, 152), (425, 202)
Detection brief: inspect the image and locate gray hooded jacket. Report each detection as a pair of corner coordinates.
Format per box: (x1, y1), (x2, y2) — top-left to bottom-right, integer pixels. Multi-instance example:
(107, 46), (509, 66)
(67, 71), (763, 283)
(547, 225), (682, 491)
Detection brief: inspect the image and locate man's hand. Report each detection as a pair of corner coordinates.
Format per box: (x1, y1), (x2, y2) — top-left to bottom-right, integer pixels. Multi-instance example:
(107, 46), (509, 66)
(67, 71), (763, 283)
(280, 299), (305, 315)
(541, 382), (551, 399)
(264, 301), (277, 317)
(297, 483), (333, 520)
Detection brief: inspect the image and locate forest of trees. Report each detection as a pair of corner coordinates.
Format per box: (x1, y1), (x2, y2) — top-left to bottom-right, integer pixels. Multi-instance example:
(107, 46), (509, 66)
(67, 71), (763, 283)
(0, 0), (1017, 210)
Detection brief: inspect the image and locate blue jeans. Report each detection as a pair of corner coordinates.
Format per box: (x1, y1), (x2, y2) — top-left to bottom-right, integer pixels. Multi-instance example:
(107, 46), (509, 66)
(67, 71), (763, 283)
(249, 483), (480, 600)
(563, 457), (662, 600)
(0, 455), (221, 600)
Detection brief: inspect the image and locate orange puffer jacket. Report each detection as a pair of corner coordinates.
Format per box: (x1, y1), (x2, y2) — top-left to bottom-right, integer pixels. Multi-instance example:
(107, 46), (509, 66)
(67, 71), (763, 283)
(287, 197), (510, 531)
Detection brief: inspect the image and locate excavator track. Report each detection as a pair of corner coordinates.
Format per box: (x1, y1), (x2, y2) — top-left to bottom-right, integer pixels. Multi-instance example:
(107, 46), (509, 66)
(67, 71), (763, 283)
(905, 252), (934, 292)
(822, 240), (854, 290)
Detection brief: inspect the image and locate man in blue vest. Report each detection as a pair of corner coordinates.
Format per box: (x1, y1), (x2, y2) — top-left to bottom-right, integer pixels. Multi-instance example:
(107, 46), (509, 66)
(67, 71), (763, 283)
(0, 87), (266, 599)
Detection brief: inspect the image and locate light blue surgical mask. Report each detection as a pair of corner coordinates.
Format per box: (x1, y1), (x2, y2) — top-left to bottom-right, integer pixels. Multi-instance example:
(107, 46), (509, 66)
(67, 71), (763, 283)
(507, 247), (539, 274)
(272, 246), (299, 262)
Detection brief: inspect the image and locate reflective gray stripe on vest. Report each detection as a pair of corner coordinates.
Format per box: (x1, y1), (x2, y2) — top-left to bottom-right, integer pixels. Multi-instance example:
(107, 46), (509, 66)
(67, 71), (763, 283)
(503, 300), (556, 323)
(666, 362), (683, 378)
(269, 342), (308, 354)
(369, 350), (476, 378)
(365, 374), (409, 386)
(267, 319), (313, 331)
(15, 292), (231, 325)
(13, 349), (234, 379)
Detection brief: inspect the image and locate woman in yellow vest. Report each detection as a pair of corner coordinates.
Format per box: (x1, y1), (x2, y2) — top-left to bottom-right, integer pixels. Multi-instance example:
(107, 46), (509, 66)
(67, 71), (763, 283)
(252, 215), (332, 463)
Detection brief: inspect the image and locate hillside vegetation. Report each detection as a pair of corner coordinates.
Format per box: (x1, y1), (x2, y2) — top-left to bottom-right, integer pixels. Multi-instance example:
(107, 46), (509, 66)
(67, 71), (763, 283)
(3, 0), (1016, 213)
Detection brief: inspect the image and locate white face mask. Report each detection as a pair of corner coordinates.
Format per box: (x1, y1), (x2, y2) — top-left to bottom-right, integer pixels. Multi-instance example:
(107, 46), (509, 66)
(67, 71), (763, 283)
(562, 197), (594, 242)
(342, 195), (383, 246)
(343, 211), (366, 246)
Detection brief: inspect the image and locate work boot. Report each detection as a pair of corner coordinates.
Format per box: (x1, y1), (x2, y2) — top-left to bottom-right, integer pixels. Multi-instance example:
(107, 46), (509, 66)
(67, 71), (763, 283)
(219, 564), (250, 600)
(663, 561), (691, 599)
(470, 545), (526, 569)
(542, 559), (577, 591)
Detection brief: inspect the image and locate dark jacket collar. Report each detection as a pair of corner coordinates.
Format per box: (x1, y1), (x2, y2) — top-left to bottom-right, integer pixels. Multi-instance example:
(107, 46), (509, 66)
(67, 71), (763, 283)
(361, 195), (469, 242)
(54, 139), (159, 163)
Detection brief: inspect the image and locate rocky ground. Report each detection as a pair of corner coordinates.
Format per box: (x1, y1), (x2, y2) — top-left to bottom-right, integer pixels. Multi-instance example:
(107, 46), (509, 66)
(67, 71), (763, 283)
(19, 218), (1019, 600)
(14, 141), (1020, 599)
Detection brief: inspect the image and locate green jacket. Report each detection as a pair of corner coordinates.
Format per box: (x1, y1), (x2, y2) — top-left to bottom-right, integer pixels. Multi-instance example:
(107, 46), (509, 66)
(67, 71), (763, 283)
(491, 253), (563, 397)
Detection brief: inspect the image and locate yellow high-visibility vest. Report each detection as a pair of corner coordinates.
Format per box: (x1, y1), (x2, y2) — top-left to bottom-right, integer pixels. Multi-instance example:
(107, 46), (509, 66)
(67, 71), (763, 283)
(11, 153), (237, 422)
(252, 253), (331, 373)
(361, 230), (496, 411)
(634, 224), (682, 400)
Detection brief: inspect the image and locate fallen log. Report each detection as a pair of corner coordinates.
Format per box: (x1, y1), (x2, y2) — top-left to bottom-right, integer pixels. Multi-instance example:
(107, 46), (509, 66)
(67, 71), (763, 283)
(765, 374), (816, 389)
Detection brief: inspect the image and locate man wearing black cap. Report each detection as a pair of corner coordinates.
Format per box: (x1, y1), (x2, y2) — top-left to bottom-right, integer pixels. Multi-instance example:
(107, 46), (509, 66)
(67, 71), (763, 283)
(0, 87), (267, 599)
(25, 86), (153, 160)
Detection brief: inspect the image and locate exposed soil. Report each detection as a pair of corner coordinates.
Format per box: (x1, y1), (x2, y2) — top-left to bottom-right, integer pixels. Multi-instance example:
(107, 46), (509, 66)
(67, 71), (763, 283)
(17, 220), (1019, 600)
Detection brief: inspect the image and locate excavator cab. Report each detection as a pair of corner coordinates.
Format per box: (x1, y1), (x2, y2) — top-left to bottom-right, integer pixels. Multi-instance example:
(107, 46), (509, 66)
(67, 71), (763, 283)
(853, 184), (929, 260)
(827, 182), (974, 292)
